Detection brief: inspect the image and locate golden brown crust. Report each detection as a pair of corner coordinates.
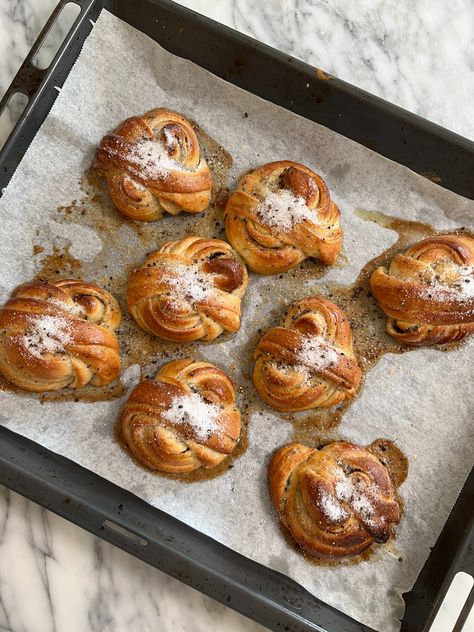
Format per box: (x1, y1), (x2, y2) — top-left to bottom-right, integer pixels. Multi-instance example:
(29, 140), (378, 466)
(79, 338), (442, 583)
(118, 359), (241, 473)
(253, 296), (361, 411)
(95, 108), (212, 221)
(127, 236), (249, 342)
(268, 441), (402, 559)
(224, 161), (342, 274)
(370, 234), (474, 345)
(0, 279), (121, 392)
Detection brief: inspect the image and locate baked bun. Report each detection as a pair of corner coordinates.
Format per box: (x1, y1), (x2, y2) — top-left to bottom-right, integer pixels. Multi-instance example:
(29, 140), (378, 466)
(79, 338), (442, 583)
(96, 108), (212, 221)
(127, 236), (248, 342)
(269, 441), (402, 559)
(0, 279), (121, 392)
(118, 359), (241, 473)
(224, 161), (342, 274)
(370, 234), (474, 345)
(253, 296), (361, 411)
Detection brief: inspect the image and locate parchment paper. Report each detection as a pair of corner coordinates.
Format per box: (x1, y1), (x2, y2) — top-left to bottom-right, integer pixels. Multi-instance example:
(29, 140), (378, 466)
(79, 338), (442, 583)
(1, 11), (473, 631)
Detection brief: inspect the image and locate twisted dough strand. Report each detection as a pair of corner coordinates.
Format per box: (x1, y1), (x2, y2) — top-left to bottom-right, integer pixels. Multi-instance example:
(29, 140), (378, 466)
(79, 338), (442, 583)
(0, 279), (121, 392)
(127, 236), (248, 342)
(118, 359), (241, 473)
(269, 441), (402, 559)
(253, 297), (361, 411)
(96, 108), (212, 221)
(370, 234), (474, 345)
(224, 161), (342, 274)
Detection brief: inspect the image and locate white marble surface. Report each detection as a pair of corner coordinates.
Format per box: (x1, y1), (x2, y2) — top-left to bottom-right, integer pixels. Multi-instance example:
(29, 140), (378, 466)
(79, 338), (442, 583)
(1, 0), (474, 142)
(0, 1), (473, 631)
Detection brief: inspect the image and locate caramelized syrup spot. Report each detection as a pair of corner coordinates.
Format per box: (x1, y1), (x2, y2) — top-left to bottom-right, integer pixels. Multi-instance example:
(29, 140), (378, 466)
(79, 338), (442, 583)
(40, 381), (125, 403)
(34, 244), (82, 280)
(367, 438), (409, 487)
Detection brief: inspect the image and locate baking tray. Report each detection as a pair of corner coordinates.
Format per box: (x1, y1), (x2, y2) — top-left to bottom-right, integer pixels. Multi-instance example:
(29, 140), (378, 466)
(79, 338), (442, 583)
(0, 1), (472, 630)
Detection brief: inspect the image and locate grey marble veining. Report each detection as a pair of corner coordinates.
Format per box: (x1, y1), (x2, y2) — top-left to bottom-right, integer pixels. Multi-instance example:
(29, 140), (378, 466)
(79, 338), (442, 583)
(1, 0), (474, 144)
(180, 0), (474, 140)
(0, 485), (266, 632)
(0, 1), (473, 631)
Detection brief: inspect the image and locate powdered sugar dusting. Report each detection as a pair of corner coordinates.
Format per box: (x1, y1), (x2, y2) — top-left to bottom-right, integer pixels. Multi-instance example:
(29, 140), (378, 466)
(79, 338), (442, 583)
(164, 262), (215, 305)
(161, 392), (222, 441)
(318, 490), (348, 522)
(296, 335), (340, 371)
(418, 264), (474, 302)
(315, 470), (378, 525)
(22, 315), (72, 359)
(48, 297), (84, 317)
(334, 475), (379, 526)
(270, 363), (312, 385)
(292, 364), (312, 382)
(112, 138), (181, 180)
(257, 189), (317, 232)
(162, 126), (175, 148)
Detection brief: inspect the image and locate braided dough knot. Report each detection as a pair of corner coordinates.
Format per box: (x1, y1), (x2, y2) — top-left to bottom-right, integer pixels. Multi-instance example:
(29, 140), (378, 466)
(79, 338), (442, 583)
(224, 161), (342, 274)
(253, 297), (361, 411)
(96, 108), (212, 221)
(127, 237), (248, 342)
(0, 280), (121, 392)
(370, 234), (474, 345)
(118, 359), (241, 472)
(269, 441), (401, 559)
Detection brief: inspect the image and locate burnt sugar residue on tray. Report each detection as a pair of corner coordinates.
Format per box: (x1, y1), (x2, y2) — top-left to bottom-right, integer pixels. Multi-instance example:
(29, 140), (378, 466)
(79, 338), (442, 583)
(286, 405), (348, 445)
(367, 438), (409, 488)
(34, 243), (82, 280)
(242, 210), (472, 448)
(193, 123), (233, 198)
(40, 381), (126, 404)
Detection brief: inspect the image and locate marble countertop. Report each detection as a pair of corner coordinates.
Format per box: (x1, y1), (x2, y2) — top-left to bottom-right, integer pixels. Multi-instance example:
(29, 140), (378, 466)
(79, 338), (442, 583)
(0, 1), (473, 631)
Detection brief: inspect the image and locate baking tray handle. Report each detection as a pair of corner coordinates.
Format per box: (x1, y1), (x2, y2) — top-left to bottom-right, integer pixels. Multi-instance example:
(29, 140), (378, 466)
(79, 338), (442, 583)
(0, 0), (94, 157)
